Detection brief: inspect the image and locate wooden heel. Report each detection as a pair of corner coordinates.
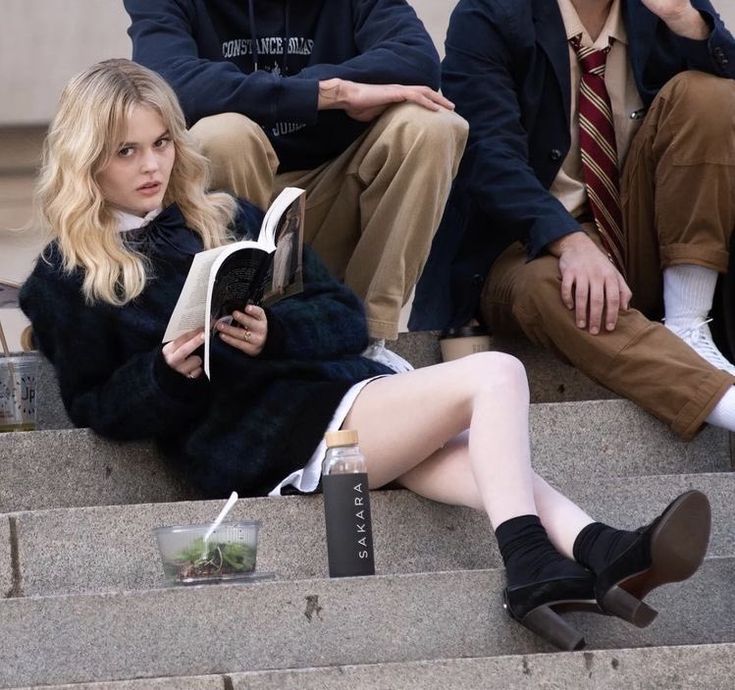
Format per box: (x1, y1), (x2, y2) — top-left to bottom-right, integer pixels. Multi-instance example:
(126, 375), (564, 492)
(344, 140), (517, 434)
(601, 585), (658, 628)
(521, 604), (586, 651)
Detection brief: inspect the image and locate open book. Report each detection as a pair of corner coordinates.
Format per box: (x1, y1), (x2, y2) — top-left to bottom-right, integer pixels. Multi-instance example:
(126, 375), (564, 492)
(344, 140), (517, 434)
(162, 187), (305, 378)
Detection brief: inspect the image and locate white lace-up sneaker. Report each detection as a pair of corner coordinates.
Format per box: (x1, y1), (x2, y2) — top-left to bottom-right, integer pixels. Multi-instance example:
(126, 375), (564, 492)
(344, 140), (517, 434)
(361, 339), (414, 373)
(665, 319), (735, 376)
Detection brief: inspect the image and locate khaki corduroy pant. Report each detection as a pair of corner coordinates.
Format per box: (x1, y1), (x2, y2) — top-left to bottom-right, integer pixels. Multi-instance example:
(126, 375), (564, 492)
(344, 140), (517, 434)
(191, 104), (469, 340)
(481, 71), (735, 440)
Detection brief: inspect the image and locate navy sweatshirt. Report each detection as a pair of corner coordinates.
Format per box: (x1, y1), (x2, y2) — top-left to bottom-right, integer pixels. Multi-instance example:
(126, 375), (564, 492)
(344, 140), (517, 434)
(124, 0), (440, 172)
(20, 201), (392, 497)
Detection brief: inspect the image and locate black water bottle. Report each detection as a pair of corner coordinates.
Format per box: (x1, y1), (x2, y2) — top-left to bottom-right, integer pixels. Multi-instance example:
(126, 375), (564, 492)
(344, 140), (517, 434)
(322, 429), (375, 577)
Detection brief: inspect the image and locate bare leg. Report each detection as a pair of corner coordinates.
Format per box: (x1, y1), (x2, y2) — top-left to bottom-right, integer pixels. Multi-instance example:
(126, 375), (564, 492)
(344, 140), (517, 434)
(396, 439), (593, 558)
(532, 475), (594, 559)
(396, 431), (484, 510)
(344, 352), (536, 527)
(345, 352), (594, 534)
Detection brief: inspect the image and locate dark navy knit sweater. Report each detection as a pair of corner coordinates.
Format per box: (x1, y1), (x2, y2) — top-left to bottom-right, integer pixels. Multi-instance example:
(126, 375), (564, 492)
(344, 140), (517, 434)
(124, 0), (440, 171)
(19, 201), (392, 497)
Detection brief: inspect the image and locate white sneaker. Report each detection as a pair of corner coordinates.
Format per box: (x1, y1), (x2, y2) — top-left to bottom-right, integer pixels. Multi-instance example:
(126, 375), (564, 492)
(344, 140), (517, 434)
(665, 319), (735, 375)
(361, 339), (414, 373)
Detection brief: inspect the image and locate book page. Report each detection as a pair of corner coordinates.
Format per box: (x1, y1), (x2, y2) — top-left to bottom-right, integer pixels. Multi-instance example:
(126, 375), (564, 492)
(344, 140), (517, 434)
(259, 187), (305, 250)
(203, 242), (270, 378)
(162, 241), (258, 343)
(208, 248), (271, 323)
(263, 192), (305, 306)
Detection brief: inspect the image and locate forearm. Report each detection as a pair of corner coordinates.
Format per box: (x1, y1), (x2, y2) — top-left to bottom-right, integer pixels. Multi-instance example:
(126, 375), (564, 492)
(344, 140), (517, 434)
(264, 289), (369, 359)
(297, 0), (440, 90)
(299, 50), (440, 93)
(661, 5), (710, 40)
(463, 142), (581, 256)
(262, 249), (369, 359)
(145, 59), (320, 125)
(661, 2), (735, 80)
(62, 349), (208, 441)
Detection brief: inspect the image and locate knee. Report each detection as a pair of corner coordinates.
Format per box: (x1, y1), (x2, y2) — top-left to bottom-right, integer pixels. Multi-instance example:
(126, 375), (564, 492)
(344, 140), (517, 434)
(658, 71), (735, 132)
(190, 112), (270, 162)
(463, 351), (529, 401)
(382, 103), (469, 157)
(511, 257), (563, 317)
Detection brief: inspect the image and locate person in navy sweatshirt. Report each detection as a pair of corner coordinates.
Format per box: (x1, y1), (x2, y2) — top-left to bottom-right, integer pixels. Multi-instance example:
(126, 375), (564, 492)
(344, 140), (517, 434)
(412, 0), (735, 443)
(21, 58), (710, 652)
(123, 0), (469, 371)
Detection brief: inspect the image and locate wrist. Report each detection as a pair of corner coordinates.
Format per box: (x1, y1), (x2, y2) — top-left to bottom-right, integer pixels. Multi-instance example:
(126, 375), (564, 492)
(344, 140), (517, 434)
(318, 78), (346, 110)
(154, 348), (205, 400)
(547, 230), (587, 257)
(663, 6), (709, 40)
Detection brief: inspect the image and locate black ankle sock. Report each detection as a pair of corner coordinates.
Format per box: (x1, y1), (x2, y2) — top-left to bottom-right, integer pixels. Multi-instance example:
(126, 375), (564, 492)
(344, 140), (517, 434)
(495, 515), (587, 588)
(573, 522), (639, 574)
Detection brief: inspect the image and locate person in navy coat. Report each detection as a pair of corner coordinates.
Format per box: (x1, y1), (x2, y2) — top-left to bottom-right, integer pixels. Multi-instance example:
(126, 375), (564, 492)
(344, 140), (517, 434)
(412, 0), (735, 442)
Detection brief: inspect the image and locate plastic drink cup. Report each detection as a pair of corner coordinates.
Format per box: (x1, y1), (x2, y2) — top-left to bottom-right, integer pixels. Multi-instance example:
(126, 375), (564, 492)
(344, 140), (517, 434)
(0, 354), (38, 432)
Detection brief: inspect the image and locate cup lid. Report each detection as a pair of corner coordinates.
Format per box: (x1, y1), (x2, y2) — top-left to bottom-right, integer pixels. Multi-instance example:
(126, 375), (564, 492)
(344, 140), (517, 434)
(440, 325), (490, 339)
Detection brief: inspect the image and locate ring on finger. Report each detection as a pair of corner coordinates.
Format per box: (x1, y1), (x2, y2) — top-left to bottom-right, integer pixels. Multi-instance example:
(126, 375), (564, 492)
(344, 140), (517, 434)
(243, 328), (251, 342)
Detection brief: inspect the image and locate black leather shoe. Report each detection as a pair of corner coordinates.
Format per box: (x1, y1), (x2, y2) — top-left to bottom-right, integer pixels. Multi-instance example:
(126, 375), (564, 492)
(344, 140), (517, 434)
(594, 490), (711, 627)
(503, 572), (596, 651)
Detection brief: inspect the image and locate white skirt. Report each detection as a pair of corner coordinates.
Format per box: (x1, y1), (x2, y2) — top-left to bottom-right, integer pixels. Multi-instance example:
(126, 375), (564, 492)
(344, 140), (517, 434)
(268, 376), (384, 496)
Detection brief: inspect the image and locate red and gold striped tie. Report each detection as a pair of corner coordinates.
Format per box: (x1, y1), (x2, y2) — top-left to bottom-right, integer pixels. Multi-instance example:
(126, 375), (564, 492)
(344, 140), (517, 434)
(571, 36), (626, 273)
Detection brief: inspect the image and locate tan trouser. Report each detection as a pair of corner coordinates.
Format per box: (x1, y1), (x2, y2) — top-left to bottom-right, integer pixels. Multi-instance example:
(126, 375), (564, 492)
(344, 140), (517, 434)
(191, 104), (469, 340)
(482, 71), (735, 440)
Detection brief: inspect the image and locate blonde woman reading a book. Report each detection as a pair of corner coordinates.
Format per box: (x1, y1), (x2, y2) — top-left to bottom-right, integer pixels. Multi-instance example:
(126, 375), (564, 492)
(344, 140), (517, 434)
(20, 59), (711, 651)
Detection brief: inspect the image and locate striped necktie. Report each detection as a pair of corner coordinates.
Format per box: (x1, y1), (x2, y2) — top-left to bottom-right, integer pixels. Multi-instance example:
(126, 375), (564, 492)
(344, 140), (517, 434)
(571, 36), (626, 273)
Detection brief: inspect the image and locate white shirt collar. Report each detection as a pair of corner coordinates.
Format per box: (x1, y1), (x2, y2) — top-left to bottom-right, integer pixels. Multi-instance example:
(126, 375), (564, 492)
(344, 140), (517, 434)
(114, 207), (163, 233)
(557, 0), (627, 49)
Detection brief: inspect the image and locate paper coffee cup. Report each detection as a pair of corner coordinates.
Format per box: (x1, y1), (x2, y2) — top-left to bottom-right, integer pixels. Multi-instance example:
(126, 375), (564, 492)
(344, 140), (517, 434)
(439, 326), (492, 362)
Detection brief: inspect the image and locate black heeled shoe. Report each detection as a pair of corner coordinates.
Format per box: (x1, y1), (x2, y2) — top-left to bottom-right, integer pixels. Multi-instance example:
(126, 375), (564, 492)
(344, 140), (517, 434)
(594, 490), (711, 627)
(503, 572), (597, 651)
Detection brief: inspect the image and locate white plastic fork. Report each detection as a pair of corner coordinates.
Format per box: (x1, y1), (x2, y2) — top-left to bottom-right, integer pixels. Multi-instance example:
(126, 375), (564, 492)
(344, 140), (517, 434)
(201, 491), (239, 559)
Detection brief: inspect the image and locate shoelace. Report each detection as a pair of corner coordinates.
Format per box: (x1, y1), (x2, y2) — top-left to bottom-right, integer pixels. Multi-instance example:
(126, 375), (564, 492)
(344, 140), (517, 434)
(670, 317), (714, 342)
(667, 318), (735, 372)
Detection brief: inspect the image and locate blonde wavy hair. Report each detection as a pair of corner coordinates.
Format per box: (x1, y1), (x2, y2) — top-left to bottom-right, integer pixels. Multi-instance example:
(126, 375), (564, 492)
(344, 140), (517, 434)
(37, 58), (237, 305)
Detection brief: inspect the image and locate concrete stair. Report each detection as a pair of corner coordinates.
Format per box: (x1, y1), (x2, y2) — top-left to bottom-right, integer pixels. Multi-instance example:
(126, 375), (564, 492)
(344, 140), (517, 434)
(1, 559), (735, 687)
(5, 644), (735, 689)
(7, 474), (735, 598)
(2, 398), (728, 513)
(0, 331), (733, 688)
(31, 331), (618, 431)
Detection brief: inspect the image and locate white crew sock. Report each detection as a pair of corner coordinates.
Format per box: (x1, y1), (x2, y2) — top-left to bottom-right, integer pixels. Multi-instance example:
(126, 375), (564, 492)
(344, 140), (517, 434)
(663, 264), (718, 330)
(706, 386), (735, 432)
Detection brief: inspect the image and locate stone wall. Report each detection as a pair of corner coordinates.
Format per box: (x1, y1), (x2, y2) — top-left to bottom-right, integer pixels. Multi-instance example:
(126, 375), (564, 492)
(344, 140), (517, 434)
(1, 0), (733, 123)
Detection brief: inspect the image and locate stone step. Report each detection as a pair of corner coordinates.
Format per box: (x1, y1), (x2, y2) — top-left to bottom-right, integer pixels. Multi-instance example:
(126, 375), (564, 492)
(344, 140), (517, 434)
(393, 330), (616, 402)
(5, 642), (734, 689)
(33, 332), (615, 431)
(2, 398), (729, 514)
(8, 678), (221, 690)
(0, 428), (198, 514)
(0, 557), (732, 688)
(230, 643), (735, 690)
(7, 473), (734, 597)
